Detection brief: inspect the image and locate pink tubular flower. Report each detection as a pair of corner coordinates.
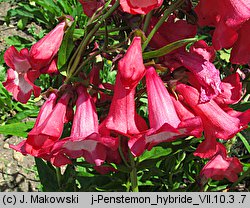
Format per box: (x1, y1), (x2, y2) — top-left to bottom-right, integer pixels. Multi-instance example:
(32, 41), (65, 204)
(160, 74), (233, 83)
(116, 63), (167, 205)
(200, 143), (243, 182)
(3, 21), (66, 103)
(149, 15), (197, 50)
(176, 83), (250, 139)
(195, 0), (250, 64)
(214, 73), (242, 107)
(3, 46), (41, 103)
(195, 0), (250, 50)
(129, 67), (202, 156)
(29, 21), (66, 71)
(176, 83), (250, 158)
(118, 37), (145, 90)
(78, 0), (105, 17)
(40, 57), (60, 75)
(49, 86), (118, 167)
(10, 91), (57, 154)
(189, 40), (215, 62)
(120, 0), (163, 15)
(148, 15), (221, 102)
(100, 36), (147, 137)
(26, 91), (72, 157)
(175, 51), (221, 102)
(11, 91), (72, 158)
(100, 72), (148, 137)
(230, 20), (250, 65)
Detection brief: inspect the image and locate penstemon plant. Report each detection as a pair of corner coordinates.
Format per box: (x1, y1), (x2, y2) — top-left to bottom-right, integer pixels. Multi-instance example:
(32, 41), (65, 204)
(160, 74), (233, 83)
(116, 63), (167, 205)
(2, 0), (250, 192)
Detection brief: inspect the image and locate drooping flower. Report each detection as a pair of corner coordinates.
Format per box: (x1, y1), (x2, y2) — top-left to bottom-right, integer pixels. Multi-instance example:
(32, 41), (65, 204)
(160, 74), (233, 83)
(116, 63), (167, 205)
(99, 72), (148, 137)
(189, 40), (215, 62)
(175, 51), (221, 102)
(118, 37), (145, 90)
(10, 91), (57, 154)
(40, 57), (60, 75)
(10, 90), (72, 158)
(3, 46), (41, 104)
(120, 0), (163, 15)
(230, 20), (250, 65)
(195, 0), (250, 64)
(78, 0), (105, 17)
(200, 143), (243, 182)
(100, 36), (147, 137)
(29, 21), (66, 71)
(49, 86), (119, 167)
(3, 21), (66, 103)
(148, 15), (221, 102)
(129, 67), (202, 156)
(176, 83), (250, 157)
(149, 15), (197, 50)
(214, 73), (242, 107)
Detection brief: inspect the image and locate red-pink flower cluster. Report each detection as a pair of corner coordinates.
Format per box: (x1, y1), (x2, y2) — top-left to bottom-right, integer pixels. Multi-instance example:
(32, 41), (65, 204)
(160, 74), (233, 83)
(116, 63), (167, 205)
(4, 0), (250, 183)
(78, 0), (163, 16)
(195, 0), (250, 65)
(3, 21), (66, 103)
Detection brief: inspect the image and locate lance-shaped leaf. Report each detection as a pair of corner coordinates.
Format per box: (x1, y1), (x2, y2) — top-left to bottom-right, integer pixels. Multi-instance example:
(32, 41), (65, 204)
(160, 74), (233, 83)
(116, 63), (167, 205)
(143, 38), (197, 60)
(58, 20), (76, 70)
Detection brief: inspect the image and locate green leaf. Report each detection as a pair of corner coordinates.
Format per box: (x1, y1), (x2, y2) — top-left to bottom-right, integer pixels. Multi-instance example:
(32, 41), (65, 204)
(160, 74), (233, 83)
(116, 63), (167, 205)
(0, 121), (35, 137)
(0, 83), (12, 109)
(143, 38), (197, 59)
(5, 36), (32, 48)
(218, 49), (231, 62)
(232, 102), (250, 112)
(17, 17), (29, 30)
(77, 175), (111, 191)
(237, 132), (250, 154)
(57, 0), (73, 14)
(58, 20), (76, 70)
(6, 109), (39, 124)
(0, 64), (6, 82)
(139, 146), (172, 162)
(210, 184), (228, 191)
(35, 158), (59, 191)
(73, 29), (85, 40)
(33, 0), (61, 16)
(61, 165), (77, 191)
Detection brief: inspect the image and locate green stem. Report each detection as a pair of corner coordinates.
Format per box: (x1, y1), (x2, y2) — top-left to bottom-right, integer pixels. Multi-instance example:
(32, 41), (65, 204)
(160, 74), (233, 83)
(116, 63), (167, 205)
(96, 26), (130, 34)
(66, 0), (120, 80)
(142, 0), (184, 51)
(118, 143), (130, 168)
(129, 152), (138, 192)
(66, 51), (101, 82)
(143, 10), (153, 33)
(56, 167), (62, 190)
